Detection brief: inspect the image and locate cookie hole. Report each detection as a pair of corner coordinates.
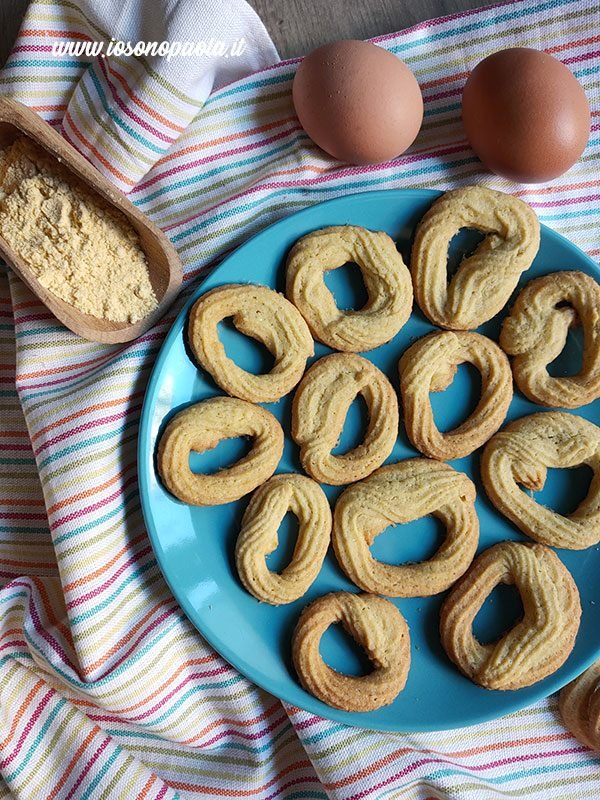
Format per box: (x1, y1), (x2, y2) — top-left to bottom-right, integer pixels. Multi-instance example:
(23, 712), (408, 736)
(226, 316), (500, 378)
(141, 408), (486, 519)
(320, 622), (372, 677)
(446, 228), (487, 282)
(323, 261), (369, 312)
(218, 318), (275, 375)
(331, 393), (370, 456)
(266, 512), (299, 574)
(547, 315), (584, 378)
(188, 436), (252, 476)
(472, 583), (524, 645)
(430, 362), (482, 435)
(370, 515), (445, 565)
(531, 463), (594, 516)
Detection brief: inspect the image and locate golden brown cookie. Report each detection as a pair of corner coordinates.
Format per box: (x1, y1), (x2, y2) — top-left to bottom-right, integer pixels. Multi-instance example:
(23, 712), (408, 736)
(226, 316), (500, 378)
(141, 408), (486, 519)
(292, 592), (410, 711)
(332, 459), (478, 597)
(286, 225), (413, 351)
(157, 397), (283, 506)
(291, 353), (399, 485)
(235, 474), (332, 605)
(399, 331), (513, 460)
(500, 271), (600, 409)
(481, 411), (600, 549)
(440, 541), (581, 690)
(411, 186), (540, 330)
(559, 660), (600, 751)
(188, 284), (314, 403)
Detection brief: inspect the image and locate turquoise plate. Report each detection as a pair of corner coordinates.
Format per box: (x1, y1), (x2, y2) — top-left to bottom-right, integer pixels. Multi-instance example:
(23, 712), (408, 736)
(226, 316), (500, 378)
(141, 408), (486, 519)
(138, 189), (600, 732)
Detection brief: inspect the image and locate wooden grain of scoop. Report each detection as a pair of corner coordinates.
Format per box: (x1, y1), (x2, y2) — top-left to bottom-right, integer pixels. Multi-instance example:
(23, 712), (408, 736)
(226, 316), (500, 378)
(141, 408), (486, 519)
(0, 96), (182, 343)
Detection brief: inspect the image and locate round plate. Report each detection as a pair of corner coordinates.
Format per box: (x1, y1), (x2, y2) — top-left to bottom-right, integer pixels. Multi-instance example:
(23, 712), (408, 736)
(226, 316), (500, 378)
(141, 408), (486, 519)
(138, 189), (600, 732)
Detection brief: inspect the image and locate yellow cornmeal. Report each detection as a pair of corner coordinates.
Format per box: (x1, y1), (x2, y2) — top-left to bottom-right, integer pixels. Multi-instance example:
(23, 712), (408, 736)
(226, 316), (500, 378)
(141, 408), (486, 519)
(0, 137), (157, 323)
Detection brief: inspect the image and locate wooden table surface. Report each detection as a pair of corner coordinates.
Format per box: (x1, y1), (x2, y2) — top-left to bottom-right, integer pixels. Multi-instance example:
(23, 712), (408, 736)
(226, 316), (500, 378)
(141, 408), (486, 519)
(0, 0), (490, 66)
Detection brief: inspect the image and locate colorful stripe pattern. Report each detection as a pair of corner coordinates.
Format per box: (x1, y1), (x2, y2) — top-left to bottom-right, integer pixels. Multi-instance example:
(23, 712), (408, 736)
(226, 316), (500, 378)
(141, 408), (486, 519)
(1, 0), (600, 796)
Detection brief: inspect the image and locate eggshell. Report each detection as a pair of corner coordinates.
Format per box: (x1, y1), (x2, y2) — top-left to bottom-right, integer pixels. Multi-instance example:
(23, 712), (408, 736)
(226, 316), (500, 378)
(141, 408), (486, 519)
(462, 47), (591, 183)
(292, 40), (423, 165)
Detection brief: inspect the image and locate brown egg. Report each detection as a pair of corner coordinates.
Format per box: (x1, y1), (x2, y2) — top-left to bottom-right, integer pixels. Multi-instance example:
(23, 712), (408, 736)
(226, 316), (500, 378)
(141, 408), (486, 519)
(292, 40), (423, 165)
(462, 48), (591, 183)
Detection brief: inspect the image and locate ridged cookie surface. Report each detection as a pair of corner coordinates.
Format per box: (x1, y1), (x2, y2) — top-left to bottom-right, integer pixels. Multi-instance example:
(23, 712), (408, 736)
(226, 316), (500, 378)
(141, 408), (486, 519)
(440, 541), (581, 690)
(500, 271), (600, 409)
(411, 186), (540, 330)
(292, 592), (410, 711)
(235, 474), (331, 605)
(559, 660), (600, 751)
(188, 284), (314, 403)
(332, 459), (479, 597)
(286, 225), (412, 351)
(399, 330), (512, 460)
(482, 411), (600, 549)
(291, 353), (399, 485)
(157, 397), (283, 506)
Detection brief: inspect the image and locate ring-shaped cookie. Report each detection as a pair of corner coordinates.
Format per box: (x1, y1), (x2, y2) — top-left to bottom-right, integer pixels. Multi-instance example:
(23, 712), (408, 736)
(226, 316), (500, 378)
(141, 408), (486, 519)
(481, 411), (600, 549)
(560, 660), (600, 751)
(411, 186), (540, 330)
(399, 331), (513, 460)
(440, 541), (581, 690)
(235, 474), (332, 605)
(292, 592), (411, 711)
(286, 225), (413, 352)
(500, 271), (600, 409)
(188, 284), (314, 403)
(332, 459), (479, 597)
(157, 397), (283, 506)
(291, 353), (399, 485)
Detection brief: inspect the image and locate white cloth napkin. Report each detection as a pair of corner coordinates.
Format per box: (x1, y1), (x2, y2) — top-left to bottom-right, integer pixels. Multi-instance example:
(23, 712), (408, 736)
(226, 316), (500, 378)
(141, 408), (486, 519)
(78, 0), (279, 93)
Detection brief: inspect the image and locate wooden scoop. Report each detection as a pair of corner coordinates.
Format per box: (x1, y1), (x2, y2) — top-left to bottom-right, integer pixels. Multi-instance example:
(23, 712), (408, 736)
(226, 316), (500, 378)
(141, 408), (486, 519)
(0, 96), (182, 344)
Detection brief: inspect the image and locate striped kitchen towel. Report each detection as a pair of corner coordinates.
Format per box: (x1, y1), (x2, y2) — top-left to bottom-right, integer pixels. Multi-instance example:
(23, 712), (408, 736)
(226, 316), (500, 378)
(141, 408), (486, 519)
(0, 0), (599, 797)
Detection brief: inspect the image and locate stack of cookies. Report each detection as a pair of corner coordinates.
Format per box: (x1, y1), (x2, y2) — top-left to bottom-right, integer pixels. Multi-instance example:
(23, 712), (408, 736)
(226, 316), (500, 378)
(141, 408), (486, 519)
(157, 185), (600, 716)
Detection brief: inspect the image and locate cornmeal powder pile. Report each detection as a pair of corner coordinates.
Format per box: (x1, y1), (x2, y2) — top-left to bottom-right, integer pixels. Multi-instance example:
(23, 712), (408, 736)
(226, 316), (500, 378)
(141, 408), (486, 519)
(0, 137), (157, 323)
